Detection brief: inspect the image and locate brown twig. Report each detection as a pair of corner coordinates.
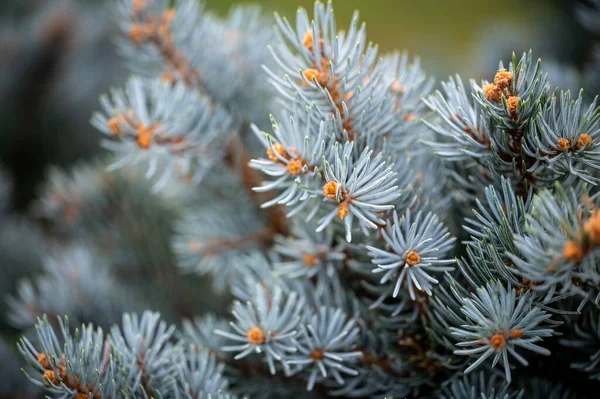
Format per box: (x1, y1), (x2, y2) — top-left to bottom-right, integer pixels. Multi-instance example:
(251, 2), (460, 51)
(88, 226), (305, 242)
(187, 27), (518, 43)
(223, 138), (290, 236)
(127, 2), (290, 237)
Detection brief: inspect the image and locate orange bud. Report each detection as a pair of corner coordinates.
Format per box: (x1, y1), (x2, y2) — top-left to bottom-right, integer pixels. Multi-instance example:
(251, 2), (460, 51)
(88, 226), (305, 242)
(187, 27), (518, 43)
(557, 138), (571, 151)
(323, 181), (339, 200)
(490, 333), (506, 350)
(509, 329), (524, 339)
(494, 68), (513, 91)
(563, 240), (583, 262)
(286, 159), (304, 176)
(337, 202), (349, 220)
(406, 251), (421, 266)
(577, 133), (593, 150)
(247, 327), (265, 345)
(311, 348), (324, 361)
(129, 25), (145, 45)
(303, 253), (317, 267)
(584, 210), (600, 244)
(267, 143), (287, 162)
(483, 83), (501, 102)
(107, 118), (120, 135)
(507, 96), (519, 115)
(303, 68), (321, 86)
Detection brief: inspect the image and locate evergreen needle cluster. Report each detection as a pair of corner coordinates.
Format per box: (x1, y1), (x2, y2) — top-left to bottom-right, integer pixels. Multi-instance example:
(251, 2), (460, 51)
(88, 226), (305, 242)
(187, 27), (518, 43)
(3, 0), (600, 398)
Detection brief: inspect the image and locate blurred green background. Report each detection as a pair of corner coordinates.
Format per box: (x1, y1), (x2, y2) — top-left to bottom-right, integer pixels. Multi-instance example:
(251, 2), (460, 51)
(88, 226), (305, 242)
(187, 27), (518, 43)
(204, 0), (585, 80)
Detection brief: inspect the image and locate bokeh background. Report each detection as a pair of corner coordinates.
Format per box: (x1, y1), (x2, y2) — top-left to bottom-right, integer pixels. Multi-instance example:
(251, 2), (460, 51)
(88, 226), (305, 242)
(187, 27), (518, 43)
(0, 0), (593, 211)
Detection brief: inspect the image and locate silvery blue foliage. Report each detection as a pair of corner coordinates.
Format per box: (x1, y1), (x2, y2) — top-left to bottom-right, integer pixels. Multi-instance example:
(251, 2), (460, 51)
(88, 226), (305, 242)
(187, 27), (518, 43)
(7, 246), (138, 329)
(438, 370), (523, 399)
(95, 0), (274, 192)
(366, 209), (456, 299)
(526, 91), (600, 184)
(33, 162), (178, 272)
(450, 282), (558, 382)
(510, 185), (600, 300)
(108, 311), (179, 397)
(460, 177), (530, 289)
(319, 142), (402, 242)
(115, 0), (206, 78)
(17, 312), (234, 398)
(92, 77), (232, 191)
(182, 314), (233, 356)
(115, 0), (273, 122)
(271, 221), (346, 300)
(423, 51), (591, 191)
(18, 315), (129, 398)
(289, 307), (362, 390)
(473, 53), (549, 130)
(422, 75), (493, 161)
(172, 186), (267, 292)
(249, 106), (331, 211)
(215, 286), (304, 375)
(266, 2), (371, 128)
(10, 0), (600, 397)
(173, 346), (231, 399)
(520, 378), (578, 399)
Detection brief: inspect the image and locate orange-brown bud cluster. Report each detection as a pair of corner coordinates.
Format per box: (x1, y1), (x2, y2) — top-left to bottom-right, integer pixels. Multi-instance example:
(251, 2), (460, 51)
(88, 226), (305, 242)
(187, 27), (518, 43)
(563, 240), (583, 262)
(311, 348), (325, 361)
(302, 31), (324, 54)
(129, 23), (153, 45)
(300, 30), (349, 109)
(585, 210), (600, 244)
(323, 181), (339, 200)
(323, 181), (351, 220)
(483, 83), (502, 103)
(507, 96), (519, 116)
(577, 133), (593, 150)
(266, 143), (307, 176)
(488, 328), (525, 351)
(247, 327), (265, 345)
(43, 370), (58, 387)
(129, 8), (176, 47)
(509, 329), (524, 339)
(267, 143), (288, 162)
(161, 72), (175, 84)
(133, 0), (146, 14)
(160, 9), (176, 36)
(489, 333), (506, 350)
(493, 68), (513, 91)
(37, 352), (97, 398)
(337, 202), (350, 220)
(485, 329), (523, 351)
(286, 159), (304, 176)
(107, 118), (120, 136)
(135, 122), (160, 149)
(37, 353), (50, 369)
(555, 134), (593, 153)
(405, 251), (421, 266)
(557, 138), (572, 151)
(484, 69), (514, 104)
(303, 68), (329, 87)
(392, 80), (407, 95)
(303, 253), (318, 267)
